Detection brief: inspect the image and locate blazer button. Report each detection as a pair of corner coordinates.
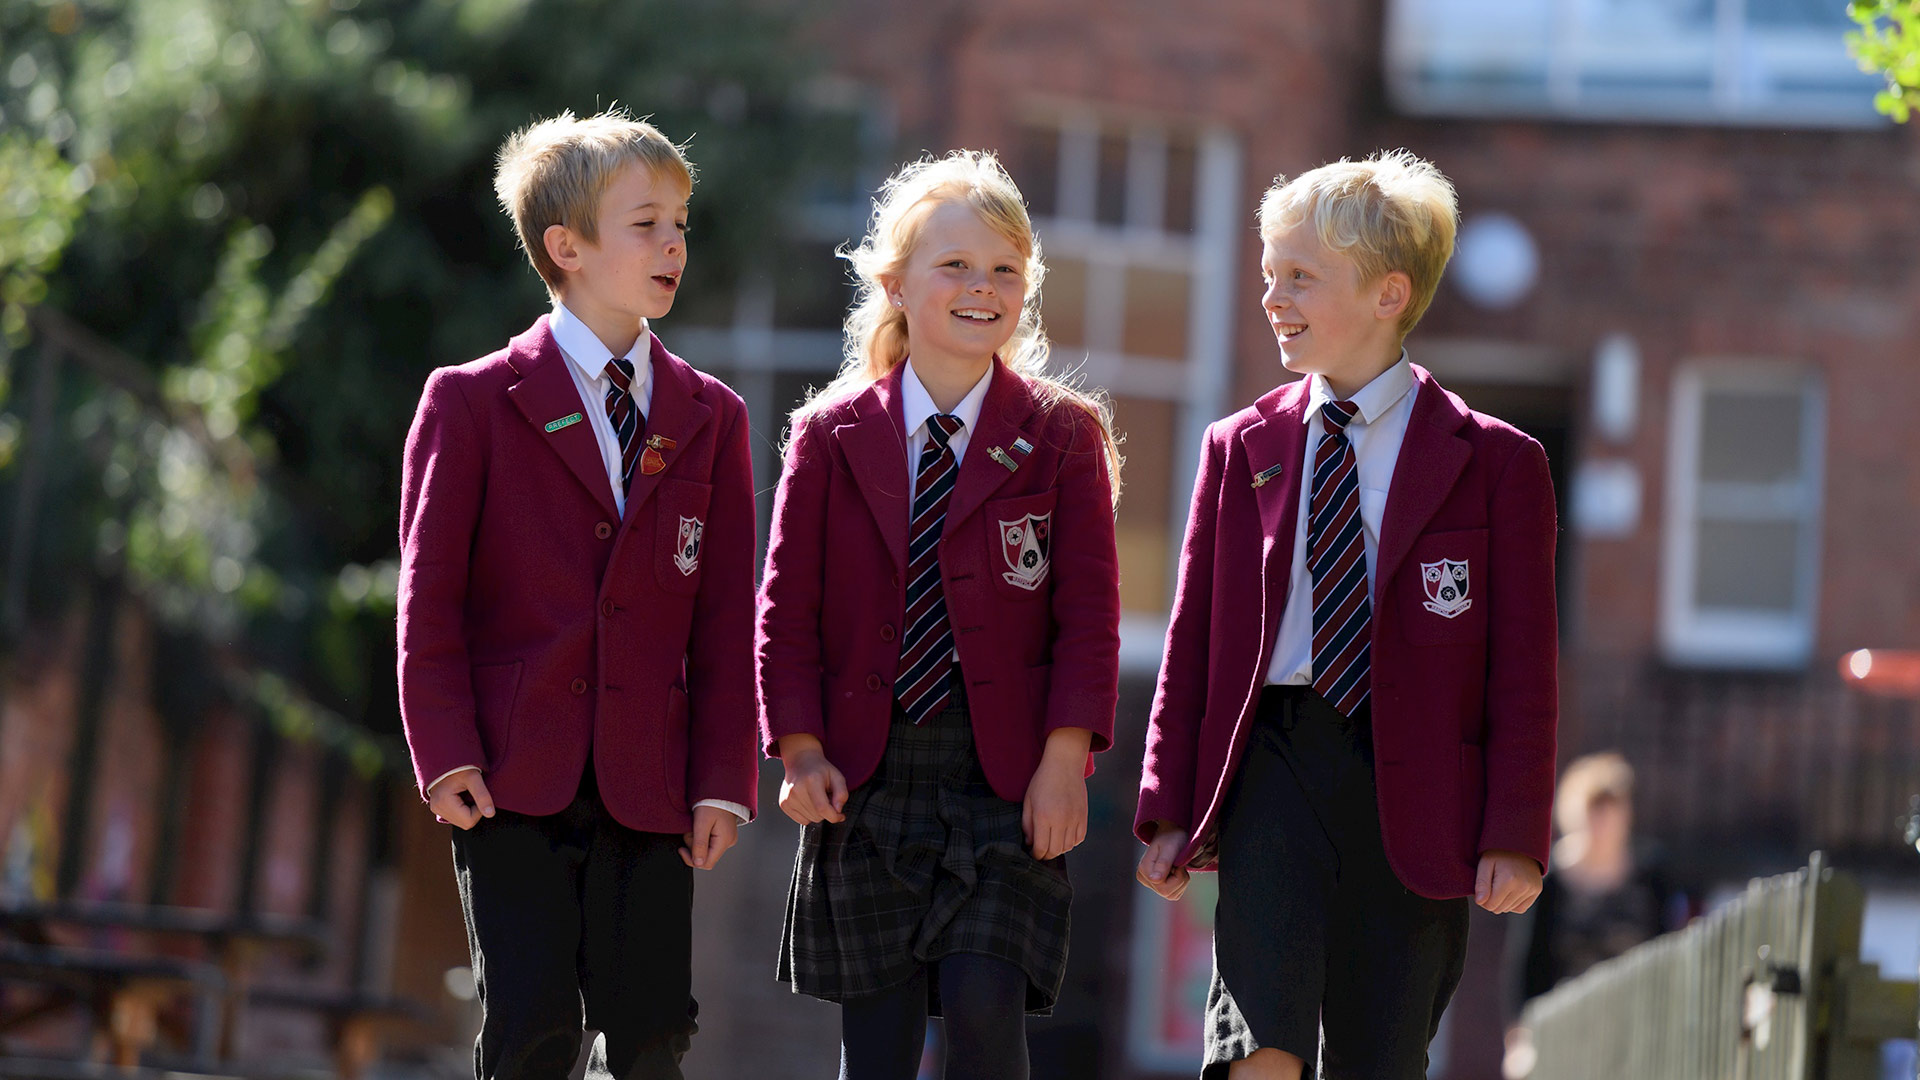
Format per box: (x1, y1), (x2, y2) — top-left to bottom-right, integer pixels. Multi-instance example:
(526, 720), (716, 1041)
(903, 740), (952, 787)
(880, 624), (896, 642)
(601, 598), (617, 618)
(570, 677), (589, 695)
(865, 674), (883, 692)
(594, 522), (613, 540)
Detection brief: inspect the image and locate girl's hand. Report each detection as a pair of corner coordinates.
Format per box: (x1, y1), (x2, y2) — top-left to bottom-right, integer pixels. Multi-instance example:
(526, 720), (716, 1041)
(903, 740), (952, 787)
(680, 806), (739, 869)
(1023, 727), (1092, 861)
(1134, 824), (1191, 901)
(778, 734), (849, 825)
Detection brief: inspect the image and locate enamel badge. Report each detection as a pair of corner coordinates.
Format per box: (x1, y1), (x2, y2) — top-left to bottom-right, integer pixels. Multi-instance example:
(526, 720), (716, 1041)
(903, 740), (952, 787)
(545, 412), (583, 433)
(641, 433), (675, 476)
(999, 512), (1052, 591)
(674, 516), (704, 576)
(1421, 559), (1472, 618)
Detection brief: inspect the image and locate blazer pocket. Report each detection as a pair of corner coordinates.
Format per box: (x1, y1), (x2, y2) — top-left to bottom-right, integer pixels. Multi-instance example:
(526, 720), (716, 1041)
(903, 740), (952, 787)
(1398, 527), (1489, 646)
(986, 488), (1061, 600)
(663, 684), (689, 811)
(655, 479), (714, 596)
(471, 660), (523, 768)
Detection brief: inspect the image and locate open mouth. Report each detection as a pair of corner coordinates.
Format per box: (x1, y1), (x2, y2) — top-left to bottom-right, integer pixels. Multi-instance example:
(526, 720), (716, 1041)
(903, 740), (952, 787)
(953, 308), (1000, 324)
(1274, 322), (1307, 339)
(653, 273), (680, 291)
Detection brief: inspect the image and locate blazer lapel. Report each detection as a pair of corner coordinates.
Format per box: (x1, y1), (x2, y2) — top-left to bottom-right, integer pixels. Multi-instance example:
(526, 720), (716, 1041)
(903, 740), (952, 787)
(1238, 381), (1311, 610)
(833, 368), (912, 571)
(942, 360), (1036, 539)
(505, 316), (619, 522)
(1374, 366), (1472, 599)
(622, 332), (713, 525)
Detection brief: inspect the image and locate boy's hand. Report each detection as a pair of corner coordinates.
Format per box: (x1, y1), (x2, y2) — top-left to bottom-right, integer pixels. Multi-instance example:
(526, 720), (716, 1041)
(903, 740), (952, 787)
(1023, 727), (1092, 861)
(428, 769), (495, 831)
(681, 805), (738, 870)
(1135, 824), (1191, 901)
(778, 735), (849, 825)
(1476, 850), (1544, 914)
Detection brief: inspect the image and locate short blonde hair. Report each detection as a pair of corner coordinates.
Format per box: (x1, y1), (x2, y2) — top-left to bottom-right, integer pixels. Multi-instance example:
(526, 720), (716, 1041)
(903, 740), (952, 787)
(1257, 149), (1458, 339)
(1554, 752), (1635, 835)
(493, 108), (694, 293)
(795, 150), (1120, 504)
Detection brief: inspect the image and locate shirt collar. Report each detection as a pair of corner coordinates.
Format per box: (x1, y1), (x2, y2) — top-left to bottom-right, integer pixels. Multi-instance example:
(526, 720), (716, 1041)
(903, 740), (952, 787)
(550, 301), (649, 387)
(901, 357), (993, 440)
(1308, 349), (1413, 426)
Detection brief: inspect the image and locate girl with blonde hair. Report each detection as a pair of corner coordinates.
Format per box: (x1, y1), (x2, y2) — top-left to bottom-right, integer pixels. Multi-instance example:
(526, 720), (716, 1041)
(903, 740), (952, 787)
(757, 150), (1122, 1079)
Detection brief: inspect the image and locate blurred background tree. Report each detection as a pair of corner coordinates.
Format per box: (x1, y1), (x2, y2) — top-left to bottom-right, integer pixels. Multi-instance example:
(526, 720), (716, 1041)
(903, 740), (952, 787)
(1849, 0), (1920, 121)
(0, 0), (844, 771)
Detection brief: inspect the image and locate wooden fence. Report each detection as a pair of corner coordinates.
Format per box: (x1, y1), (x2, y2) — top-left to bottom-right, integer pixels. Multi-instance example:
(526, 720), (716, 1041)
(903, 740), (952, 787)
(1516, 855), (1918, 1080)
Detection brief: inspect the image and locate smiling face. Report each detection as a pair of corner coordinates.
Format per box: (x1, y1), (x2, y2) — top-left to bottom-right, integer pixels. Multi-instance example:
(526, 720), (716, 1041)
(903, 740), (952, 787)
(1260, 221), (1410, 397)
(884, 198), (1028, 374)
(547, 160), (689, 328)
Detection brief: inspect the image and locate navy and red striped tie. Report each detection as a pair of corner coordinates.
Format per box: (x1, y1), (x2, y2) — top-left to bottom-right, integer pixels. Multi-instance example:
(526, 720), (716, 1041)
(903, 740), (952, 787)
(896, 414), (964, 724)
(603, 357), (645, 494)
(1310, 400), (1372, 718)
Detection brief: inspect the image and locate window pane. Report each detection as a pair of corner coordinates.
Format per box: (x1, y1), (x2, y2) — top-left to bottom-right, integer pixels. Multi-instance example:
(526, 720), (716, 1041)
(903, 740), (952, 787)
(1164, 133), (1198, 235)
(1096, 129), (1129, 227)
(1043, 255), (1087, 349)
(1111, 395), (1176, 613)
(1698, 389), (1803, 484)
(1693, 519), (1800, 612)
(1122, 267), (1191, 360)
(1017, 125), (1058, 220)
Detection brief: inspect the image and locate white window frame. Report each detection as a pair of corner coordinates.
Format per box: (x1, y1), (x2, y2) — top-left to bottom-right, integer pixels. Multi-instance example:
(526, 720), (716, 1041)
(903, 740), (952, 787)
(1384, 0), (1889, 128)
(1659, 360), (1825, 669)
(1020, 107), (1241, 671)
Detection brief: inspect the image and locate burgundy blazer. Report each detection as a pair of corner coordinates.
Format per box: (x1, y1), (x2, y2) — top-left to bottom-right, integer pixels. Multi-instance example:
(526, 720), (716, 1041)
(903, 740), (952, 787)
(756, 359), (1121, 802)
(1133, 366), (1558, 899)
(397, 316), (758, 832)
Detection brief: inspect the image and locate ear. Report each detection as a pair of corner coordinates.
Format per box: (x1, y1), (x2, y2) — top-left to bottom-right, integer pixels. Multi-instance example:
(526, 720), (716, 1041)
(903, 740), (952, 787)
(1375, 270), (1413, 324)
(543, 224), (584, 275)
(878, 273), (905, 310)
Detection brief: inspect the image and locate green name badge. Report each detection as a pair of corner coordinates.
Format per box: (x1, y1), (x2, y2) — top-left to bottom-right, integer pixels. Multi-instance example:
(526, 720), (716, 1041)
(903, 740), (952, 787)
(545, 412), (584, 433)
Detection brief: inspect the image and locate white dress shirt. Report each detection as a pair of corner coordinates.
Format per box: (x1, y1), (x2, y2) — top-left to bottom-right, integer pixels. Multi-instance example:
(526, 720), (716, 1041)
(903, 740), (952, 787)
(428, 303), (749, 826)
(549, 301), (654, 519)
(900, 358), (993, 503)
(1267, 353), (1419, 685)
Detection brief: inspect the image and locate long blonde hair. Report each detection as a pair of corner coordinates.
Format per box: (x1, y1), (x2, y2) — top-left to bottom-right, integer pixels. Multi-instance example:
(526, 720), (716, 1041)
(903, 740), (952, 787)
(795, 149), (1120, 504)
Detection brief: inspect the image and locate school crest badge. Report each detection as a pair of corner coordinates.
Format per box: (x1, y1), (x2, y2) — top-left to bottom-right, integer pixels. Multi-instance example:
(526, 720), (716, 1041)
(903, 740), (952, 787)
(674, 516), (704, 576)
(1421, 558), (1472, 618)
(999, 512), (1052, 591)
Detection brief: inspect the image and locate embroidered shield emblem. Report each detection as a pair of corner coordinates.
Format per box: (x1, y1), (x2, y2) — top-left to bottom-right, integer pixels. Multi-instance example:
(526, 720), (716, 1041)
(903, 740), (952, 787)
(1421, 558), (1472, 619)
(998, 512), (1052, 591)
(674, 516), (704, 577)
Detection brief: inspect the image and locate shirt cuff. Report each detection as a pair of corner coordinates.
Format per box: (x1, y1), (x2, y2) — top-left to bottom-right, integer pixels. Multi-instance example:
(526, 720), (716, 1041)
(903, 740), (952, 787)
(426, 765), (482, 794)
(693, 798), (751, 825)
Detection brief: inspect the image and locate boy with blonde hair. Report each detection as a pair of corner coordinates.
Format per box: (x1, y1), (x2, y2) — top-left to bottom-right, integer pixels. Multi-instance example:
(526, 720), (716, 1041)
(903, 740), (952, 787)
(398, 108), (757, 1080)
(1133, 149), (1559, 1079)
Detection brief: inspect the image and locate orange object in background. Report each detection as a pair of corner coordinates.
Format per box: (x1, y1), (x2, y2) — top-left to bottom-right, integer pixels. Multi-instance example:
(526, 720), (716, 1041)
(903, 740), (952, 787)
(1838, 649), (1920, 698)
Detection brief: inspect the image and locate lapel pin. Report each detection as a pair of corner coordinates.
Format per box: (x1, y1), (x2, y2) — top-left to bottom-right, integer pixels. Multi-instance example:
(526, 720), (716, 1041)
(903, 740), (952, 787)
(1251, 462), (1286, 489)
(1011, 436), (1034, 458)
(545, 412), (583, 434)
(988, 446), (1019, 472)
(640, 433), (675, 475)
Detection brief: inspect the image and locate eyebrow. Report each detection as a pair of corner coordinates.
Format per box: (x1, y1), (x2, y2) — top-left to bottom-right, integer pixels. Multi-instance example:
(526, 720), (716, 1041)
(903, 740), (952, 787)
(626, 201), (688, 214)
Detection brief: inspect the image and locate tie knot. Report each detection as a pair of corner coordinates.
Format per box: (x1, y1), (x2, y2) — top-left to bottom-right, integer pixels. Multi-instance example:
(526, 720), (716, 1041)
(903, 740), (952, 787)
(927, 413), (963, 449)
(603, 357), (635, 392)
(1322, 400), (1358, 432)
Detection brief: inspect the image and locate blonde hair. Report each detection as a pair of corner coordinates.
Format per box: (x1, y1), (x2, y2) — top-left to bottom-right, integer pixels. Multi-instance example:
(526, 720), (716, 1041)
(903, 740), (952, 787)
(493, 107), (694, 293)
(798, 150), (1120, 502)
(1554, 752), (1635, 835)
(1257, 148), (1458, 339)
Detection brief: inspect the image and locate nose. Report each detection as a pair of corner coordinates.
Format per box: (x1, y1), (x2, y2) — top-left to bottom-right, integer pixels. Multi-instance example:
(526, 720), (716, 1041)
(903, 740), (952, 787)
(1262, 279), (1285, 313)
(968, 268), (994, 295)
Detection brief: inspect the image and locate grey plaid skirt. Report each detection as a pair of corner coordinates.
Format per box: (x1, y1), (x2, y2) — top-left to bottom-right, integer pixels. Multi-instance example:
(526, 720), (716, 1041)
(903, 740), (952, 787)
(777, 690), (1072, 1015)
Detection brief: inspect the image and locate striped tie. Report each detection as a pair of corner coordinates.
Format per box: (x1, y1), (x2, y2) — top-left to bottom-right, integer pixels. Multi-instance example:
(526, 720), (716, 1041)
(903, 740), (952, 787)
(896, 413), (964, 724)
(603, 357), (646, 494)
(1309, 399), (1371, 718)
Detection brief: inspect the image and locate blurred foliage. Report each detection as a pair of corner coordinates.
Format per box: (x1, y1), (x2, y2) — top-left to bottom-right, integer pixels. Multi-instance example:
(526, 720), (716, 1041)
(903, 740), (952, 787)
(1849, 0), (1920, 121)
(0, 0), (849, 767)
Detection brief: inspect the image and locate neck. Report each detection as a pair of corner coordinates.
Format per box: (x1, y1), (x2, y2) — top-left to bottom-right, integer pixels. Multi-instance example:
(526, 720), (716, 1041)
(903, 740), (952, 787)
(559, 292), (643, 360)
(913, 351), (992, 414)
(1320, 341), (1403, 401)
